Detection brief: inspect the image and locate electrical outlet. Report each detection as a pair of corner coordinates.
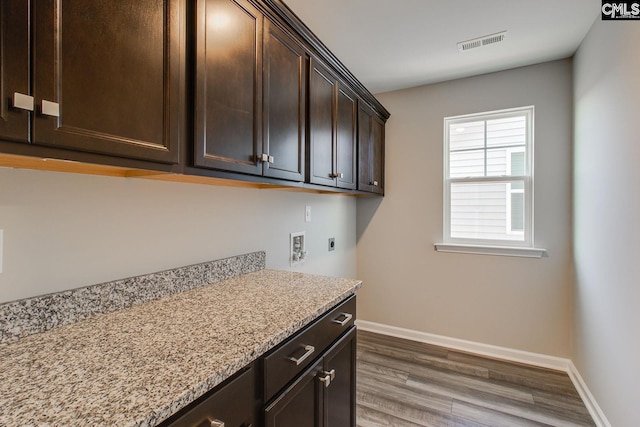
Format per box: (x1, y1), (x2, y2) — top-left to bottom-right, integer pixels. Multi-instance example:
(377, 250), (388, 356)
(305, 206), (311, 222)
(290, 231), (307, 266)
(328, 237), (335, 251)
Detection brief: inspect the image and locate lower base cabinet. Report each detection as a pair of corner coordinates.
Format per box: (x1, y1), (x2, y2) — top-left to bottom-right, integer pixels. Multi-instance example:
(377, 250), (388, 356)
(264, 327), (356, 427)
(159, 296), (356, 427)
(160, 364), (257, 427)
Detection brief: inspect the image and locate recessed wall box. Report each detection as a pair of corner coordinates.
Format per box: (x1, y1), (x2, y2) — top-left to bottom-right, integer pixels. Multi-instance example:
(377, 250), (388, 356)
(290, 231), (307, 266)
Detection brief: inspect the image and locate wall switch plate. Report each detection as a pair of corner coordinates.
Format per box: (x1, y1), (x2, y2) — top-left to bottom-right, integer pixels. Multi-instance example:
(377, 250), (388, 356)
(305, 206), (311, 223)
(328, 237), (335, 251)
(290, 231), (306, 266)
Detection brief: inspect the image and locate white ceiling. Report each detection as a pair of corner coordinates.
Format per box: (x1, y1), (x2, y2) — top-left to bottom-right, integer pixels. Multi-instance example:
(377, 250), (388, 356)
(282, 0), (601, 94)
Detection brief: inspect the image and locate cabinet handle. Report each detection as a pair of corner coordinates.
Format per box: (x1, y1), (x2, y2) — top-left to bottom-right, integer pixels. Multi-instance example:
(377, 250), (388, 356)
(319, 373), (331, 388)
(209, 419), (225, 427)
(323, 369), (336, 381)
(13, 92), (34, 111)
(332, 312), (353, 326)
(288, 344), (315, 366)
(370, 181), (379, 186)
(41, 100), (60, 117)
(330, 173), (344, 179)
(259, 153), (275, 164)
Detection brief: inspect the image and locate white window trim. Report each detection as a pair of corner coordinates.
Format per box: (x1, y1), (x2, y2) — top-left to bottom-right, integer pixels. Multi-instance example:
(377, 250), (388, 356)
(434, 243), (546, 258)
(506, 147), (525, 236)
(439, 106), (546, 257)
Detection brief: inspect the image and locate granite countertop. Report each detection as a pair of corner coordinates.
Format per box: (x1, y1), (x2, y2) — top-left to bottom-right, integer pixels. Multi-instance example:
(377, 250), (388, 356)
(0, 269), (361, 427)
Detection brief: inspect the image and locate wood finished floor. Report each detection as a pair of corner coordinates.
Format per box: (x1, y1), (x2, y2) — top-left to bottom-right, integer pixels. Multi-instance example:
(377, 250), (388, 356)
(356, 330), (595, 427)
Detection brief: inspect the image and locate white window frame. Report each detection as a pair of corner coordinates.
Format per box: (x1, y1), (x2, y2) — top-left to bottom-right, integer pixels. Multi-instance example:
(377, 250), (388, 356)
(436, 106), (546, 258)
(506, 147), (525, 236)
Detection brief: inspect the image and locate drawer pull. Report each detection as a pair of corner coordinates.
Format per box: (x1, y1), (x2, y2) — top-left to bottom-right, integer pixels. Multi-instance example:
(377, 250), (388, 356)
(288, 344), (315, 366)
(332, 312), (353, 326)
(209, 419), (225, 427)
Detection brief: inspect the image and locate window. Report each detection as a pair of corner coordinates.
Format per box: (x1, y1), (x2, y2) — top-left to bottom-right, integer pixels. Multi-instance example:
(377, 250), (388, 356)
(440, 106), (538, 254)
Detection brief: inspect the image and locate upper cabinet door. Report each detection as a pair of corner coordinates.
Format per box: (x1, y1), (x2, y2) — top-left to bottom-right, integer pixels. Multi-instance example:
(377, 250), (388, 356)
(370, 114), (385, 194)
(0, 2), (31, 143)
(195, 0), (263, 175)
(308, 58), (336, 187)
(358, 101), (384, 194)
(309, 58), (357, 190)
(335, 85), (356, 190)
(263, 20), (306, 182)
(32, 0), (184, 164)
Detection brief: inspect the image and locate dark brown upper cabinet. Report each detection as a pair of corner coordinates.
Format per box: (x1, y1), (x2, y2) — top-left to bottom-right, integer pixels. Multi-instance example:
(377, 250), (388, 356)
(358, 101), (385, 194)
(195, 0), (263, 175)
(263, 20), (307, 182)
(195, 0), (306, 182)
(308, 58), (357, 190)
(0, 2), (31, 144)
(25, 0), (183, 163)
(1, 0), (388, 195)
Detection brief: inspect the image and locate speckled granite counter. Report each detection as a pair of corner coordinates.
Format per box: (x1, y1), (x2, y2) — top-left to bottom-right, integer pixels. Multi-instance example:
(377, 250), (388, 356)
(0, 269), (361, 427)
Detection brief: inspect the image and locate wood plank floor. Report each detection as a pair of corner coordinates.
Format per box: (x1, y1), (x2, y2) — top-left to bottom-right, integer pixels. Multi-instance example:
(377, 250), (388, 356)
(356, 330), (595, 427)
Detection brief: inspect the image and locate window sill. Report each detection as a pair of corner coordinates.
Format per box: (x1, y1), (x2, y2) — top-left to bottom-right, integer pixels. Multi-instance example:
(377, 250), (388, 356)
(434, 243), (547, 258)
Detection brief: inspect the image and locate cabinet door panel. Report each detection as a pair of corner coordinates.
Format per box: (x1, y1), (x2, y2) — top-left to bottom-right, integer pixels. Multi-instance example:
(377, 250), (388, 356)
(336, 86), (356, 189)
(323, 327), (356, 427)
(33, 0), (182, 163)
(357, 104), (372, 192)
(370, 115), (385, 194)
(0, 1), (30, 143)
(263, 21), (306, 181)
(358, 102), (384, 194)
(195, 0), (262, 175)
(265, 359), (323, 427)
(308, 59), (336, 187)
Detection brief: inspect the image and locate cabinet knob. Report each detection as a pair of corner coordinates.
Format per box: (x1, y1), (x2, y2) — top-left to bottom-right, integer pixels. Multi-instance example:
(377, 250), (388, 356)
(13, 92), (34, 111)
(330, 173), (344, 179)
(210, 419), (225, 427)
(370, 181), (379, 187)
(259, 154), (275, 164)
(41, 100), (60, 117)
(323, 369), (336, 381)
(319, 373), (331, 388)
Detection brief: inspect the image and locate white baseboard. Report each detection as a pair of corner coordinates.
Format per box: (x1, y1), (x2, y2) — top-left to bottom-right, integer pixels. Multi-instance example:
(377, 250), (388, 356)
(566, 361), (611, 427)
(356, 320), (610, 427)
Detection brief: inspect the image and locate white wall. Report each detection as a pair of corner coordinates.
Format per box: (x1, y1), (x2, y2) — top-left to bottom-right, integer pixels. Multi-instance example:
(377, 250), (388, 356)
(357, 59), (573, 357)
(0, 168), (356, 303)
(573, 19), (640, 427)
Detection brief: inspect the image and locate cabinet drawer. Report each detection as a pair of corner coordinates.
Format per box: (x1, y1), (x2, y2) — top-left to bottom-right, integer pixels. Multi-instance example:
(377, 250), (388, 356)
(162, 365), (255, 427)
(263, 295), (356, 401)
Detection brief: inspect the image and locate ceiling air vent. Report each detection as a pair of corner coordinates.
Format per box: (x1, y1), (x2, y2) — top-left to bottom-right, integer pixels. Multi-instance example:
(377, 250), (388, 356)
(457, 31), (507, 53)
